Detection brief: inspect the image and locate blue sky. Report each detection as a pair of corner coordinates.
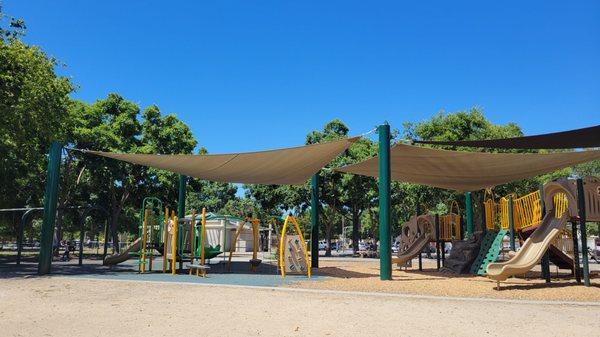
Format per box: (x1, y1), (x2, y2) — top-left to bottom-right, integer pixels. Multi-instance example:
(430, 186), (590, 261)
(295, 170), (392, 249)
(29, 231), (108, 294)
(6, 1), (600, 153)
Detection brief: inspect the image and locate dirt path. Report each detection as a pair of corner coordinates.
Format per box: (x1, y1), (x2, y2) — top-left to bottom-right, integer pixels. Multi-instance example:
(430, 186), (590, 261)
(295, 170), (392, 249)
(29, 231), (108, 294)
(0, 277), (598, 337)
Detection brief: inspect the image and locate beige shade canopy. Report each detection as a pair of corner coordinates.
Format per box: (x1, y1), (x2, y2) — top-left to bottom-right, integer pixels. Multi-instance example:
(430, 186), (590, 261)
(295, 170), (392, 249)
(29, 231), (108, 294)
(336, 143), (600, 191)
(82, 137), (358, 185)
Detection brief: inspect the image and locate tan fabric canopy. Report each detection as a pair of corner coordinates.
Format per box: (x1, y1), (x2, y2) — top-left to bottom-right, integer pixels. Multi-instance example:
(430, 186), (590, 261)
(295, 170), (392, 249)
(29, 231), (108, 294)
(337, 144), (600, 191)
(82, 137), (358, 185)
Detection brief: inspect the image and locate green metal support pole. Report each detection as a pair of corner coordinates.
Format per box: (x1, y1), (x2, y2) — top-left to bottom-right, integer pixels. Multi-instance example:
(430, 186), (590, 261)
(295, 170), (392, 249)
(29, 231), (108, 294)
(310, 173), (320, 268)
(465, 192), (473, 237)
(38, 141), (62, 275)
(571, 221), (582, 283)
(378, 123), (392, 281)
(576, 179), (590, 287)
(435, 214), (441, 270)
(508, 195), (516, 251)
(177, 175), (187, 218)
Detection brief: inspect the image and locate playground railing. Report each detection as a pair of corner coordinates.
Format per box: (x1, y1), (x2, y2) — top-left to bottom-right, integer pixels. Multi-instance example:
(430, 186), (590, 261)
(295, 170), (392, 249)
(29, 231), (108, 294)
(499, 197), (510, 230)
(512, 191), (543, 231)
(553, 192), (569, 218)
(552, 230), (574, 256)
(439, 213), (461, 241)
(484, 199), (498, 230)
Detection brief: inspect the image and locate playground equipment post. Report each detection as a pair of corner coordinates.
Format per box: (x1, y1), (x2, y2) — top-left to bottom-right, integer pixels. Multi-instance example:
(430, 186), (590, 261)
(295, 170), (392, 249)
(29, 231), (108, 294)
(310, 173), (319, 268)
(508, 195), (516, 251)
(576, 178), (590, 286)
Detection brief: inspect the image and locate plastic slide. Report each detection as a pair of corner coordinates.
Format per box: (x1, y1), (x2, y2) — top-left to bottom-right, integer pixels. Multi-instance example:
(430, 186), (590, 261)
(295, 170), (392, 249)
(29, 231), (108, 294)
(393, 233), (431, 266)
(103, 238), (141, 266)
(486, 212), (568, 281)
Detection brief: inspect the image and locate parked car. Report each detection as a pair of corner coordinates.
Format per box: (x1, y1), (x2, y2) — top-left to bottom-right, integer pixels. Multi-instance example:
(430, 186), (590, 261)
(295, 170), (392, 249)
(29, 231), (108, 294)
(318, 240), (327, 250)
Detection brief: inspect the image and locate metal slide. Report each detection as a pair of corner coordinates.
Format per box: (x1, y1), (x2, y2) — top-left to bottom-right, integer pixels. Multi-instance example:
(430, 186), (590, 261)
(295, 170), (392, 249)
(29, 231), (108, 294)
(102, 238), (141, 266)
(393, 233), (431, 266)
(486, 212), (569, 281)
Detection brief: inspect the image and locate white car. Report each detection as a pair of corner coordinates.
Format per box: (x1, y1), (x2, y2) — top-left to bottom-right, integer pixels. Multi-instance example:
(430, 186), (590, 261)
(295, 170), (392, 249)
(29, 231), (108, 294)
(318, 240), (327, 250)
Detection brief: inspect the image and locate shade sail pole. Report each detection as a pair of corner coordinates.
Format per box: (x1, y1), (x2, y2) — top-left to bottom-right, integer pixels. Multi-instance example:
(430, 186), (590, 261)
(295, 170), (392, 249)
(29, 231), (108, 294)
(38, 141), (62, 275)
(378, 123), (392, 281)
(310, 173), (320, 268)
(177, 175), (187, 218)
(465, 192), (473, 237)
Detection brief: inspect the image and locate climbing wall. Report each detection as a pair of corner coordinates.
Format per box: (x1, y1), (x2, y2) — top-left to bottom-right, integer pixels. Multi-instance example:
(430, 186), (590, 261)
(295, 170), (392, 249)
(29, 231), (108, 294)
(470, 229), (507, 275)
(283, 235), (308, 274)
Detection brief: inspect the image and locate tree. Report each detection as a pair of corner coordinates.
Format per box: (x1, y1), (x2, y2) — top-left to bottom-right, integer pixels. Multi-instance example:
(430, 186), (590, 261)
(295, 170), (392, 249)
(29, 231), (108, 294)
(0, 9), (75, 239)
(0, 28), (74, 210)
(305, 119), (378, 254)
(69, 95), (197, 251)
(187, 181), (238, 214)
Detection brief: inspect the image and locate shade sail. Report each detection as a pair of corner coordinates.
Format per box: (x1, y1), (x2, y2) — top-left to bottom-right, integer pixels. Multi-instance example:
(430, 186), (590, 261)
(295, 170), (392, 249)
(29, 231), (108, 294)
(336, 144), (600, 191)
(80, 137), (357, 185)
(413, 124), (600, 149)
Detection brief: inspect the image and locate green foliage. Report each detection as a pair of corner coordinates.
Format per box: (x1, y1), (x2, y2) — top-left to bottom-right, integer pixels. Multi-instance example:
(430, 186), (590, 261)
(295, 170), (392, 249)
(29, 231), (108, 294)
(187, 181), (238, 214)
(0, 5), (26, 41)
(0, 38), (74, 209)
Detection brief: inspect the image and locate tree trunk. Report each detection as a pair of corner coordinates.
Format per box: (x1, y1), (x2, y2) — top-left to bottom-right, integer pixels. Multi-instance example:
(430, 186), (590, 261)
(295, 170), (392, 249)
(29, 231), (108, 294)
(325, 223), (332, 257)
(110, 208), (120, 254)
(352, 206), (360, 253)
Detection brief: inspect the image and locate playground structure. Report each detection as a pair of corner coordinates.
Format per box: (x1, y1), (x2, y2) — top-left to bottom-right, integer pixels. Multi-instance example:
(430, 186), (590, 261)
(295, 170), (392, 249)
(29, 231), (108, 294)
(394, 203), (462, 270)
(486, 177), (600, 287)
(391, 176), (600, 289)
(279, 215), (311, 277)
(227, 216), (262, 271)
(101, 196), (313, 278)
(104, 198), (223, 277)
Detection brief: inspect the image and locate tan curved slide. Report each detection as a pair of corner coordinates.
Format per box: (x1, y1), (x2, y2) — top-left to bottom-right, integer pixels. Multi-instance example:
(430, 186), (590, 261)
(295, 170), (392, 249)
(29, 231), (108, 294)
(103, 238), (141, 266)
(393, 233), (431, 266)
(486, 212), (568, 281)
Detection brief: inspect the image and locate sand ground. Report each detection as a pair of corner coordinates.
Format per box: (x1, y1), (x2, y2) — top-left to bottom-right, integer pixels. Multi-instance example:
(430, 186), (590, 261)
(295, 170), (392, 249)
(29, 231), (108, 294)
(292, 259), (600, 302)
(0, 276), (598, 337)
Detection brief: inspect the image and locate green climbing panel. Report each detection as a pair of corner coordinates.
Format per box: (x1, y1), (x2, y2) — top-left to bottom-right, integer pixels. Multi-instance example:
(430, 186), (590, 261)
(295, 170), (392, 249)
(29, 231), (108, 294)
(470, 229), (508, 275)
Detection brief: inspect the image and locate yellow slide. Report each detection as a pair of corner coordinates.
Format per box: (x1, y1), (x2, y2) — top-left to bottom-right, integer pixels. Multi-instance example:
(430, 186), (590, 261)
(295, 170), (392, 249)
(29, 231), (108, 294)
(103, 238), (141, 266)
(486, 212), (568, 281)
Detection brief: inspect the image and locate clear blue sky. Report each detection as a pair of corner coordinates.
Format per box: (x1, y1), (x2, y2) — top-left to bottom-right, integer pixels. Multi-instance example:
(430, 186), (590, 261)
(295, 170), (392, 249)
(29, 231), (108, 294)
(7, 0), (600, 153)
